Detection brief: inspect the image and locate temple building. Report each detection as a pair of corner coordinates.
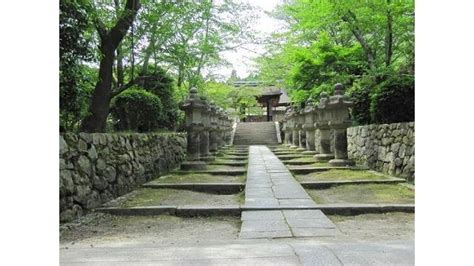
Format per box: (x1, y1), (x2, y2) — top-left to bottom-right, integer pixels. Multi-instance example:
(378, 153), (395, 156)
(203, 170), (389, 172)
(232, 80), (290, 122)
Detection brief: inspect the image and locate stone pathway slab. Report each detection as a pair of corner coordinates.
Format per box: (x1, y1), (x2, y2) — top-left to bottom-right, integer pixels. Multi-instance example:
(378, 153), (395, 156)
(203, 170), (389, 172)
(240, 146), (337, 239)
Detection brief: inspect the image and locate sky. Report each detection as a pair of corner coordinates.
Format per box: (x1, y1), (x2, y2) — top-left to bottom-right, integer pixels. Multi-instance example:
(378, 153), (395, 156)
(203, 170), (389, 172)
(209, 0), (285, 80)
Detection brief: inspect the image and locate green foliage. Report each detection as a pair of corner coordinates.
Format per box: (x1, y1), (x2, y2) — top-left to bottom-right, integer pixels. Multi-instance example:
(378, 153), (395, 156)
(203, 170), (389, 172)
(228, 86), (261, 119)
(60, 0), (256, 132)
(110, 89), (164, 132)
(137, 66), (178, 129)
(59, 0), (93, 131)
(257, 0), (415, 125)
(371, 74), (414, 124)
(347, 78), (374, 125)
(202, 82), (234, 109)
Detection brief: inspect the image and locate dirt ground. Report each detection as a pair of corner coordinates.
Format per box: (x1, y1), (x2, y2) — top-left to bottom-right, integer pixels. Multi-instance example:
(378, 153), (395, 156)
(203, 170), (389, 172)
(329, 212), (414, 241)
(60, 211), (413, 249)
(60, 213), (241, 248)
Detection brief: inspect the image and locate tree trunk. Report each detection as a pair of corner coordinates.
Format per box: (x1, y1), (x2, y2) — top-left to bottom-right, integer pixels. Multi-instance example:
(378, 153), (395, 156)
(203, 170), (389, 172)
(342, 11), (376, 71)
(81, 0), (140, 132)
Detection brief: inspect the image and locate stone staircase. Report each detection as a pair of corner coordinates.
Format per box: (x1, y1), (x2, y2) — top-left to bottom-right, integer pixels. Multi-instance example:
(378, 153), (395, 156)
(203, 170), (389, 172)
(233, 122), (279, 145)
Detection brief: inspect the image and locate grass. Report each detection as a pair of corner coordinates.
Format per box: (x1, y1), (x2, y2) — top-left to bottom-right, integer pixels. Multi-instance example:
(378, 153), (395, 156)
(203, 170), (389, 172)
(287, 157), (317, 162)
(306, 184), (414, 204)
(121, 188), (175, 207)
(121, 188), (242, 207)
(237, 190), (245, 204)
(287, 162), (330, 168)
(152, 172), (245, 183)
(206, 165), (246, 171)
(295, 169), (391, 182)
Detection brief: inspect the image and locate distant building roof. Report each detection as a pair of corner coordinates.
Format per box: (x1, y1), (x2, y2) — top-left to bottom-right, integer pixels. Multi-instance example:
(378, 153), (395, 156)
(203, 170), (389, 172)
(231, 80), (290, 106)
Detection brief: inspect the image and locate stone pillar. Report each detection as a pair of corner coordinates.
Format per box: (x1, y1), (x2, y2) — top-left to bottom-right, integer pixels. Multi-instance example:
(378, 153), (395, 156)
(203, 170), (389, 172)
(291, 111), (299, 149)
(209, 102), (218, 154)
(296, 110), (306, 151)
(314, 92), (335, 162)
(179, 87), (207, 170)
(327, 83), (355, 167)
(282, 107), (291, 146)
(302, 99), (317, 155)
(216, 108), (225, 149)
(224, 115), (232, 146)
(199, 96), (213, 161)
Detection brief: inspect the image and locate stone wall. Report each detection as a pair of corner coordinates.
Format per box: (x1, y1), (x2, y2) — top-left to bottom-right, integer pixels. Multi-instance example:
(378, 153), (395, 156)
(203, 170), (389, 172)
(347, 122), (415, 181)
(60, 132), (186, 222)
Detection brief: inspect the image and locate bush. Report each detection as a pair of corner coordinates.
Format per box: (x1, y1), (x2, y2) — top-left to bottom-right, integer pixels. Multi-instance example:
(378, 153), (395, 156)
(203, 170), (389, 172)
(110, 89), (164, 132)
(371, 74), (414, 124)
(137, 67), (178, 129)
(348, 78), (374, 125)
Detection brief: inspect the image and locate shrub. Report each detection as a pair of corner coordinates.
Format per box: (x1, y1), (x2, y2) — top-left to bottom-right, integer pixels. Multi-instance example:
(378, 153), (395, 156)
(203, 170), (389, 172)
(110, 89), (164, 132)
(137, 67), (178, 129)
(371, 74), (414, 124)
(348, 78), (375, 125)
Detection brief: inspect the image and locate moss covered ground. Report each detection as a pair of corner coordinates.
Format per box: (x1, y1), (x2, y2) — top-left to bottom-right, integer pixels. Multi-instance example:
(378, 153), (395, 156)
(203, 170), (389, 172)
(307, 184), (414, 204)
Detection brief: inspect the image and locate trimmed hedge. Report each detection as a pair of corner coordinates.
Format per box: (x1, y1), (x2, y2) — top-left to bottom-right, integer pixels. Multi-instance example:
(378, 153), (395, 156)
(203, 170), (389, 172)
(111, 89), (164, 132)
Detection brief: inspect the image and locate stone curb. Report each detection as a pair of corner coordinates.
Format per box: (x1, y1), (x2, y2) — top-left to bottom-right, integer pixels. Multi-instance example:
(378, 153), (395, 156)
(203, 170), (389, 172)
(96, 204), (414, 217)
(276, 155), (314, 160)
(142, 183), (245, 194)
(289, 166), (369, 174)
(280, 160), (315, 165)
(174, 169), (246, 176)
(300, 178), (406, 188)
(210, 161), (247, 166)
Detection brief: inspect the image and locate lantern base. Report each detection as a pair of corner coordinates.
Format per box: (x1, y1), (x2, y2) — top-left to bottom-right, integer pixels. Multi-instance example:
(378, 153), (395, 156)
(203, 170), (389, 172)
(314, 154), (334, 162)
(329, 158), (355, 167)
(180, 161), (207, 171)
(201, 156), (216, 162)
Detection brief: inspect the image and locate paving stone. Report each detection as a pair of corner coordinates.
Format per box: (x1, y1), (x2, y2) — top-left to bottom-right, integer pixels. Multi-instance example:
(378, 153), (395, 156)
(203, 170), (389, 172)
(242, 146), (337, 239)
(285, 218), (335, 229)
(278, 199), (318, 207)
(290, 243), (343, 265)
(241, 220), (290, 231)
(291, 227), (337, 237)
(239, 230), (292, 239)
(241, 210), (285, 221)
(283, 210), (328, 219)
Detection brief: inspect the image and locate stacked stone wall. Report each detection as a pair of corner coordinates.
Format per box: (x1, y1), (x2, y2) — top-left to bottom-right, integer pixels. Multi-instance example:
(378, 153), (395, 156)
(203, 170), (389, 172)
(60, 132), (186, 222)
(347, 122), (415, 181)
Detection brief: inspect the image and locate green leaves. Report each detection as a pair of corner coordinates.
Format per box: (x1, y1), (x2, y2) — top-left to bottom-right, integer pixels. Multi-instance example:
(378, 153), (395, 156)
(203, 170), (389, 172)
(256, 0), (414, 124)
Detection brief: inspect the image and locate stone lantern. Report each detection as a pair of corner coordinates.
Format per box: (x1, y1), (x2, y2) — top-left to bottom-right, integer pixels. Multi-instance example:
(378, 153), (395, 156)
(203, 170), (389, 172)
(216, 108), (226, 149)
(326, 83), (355, 166)
(223, 112), (232, 146)
(208, 102), (218, 154)
(179, 87), (207, 170)
(313, 92), (335, 162)
(302, 98), (317, 155)
(289, 108), (299, 149)
(199, 96), (213, 161)
(296, 109), (306, 151)
(282, 107), (292, 147)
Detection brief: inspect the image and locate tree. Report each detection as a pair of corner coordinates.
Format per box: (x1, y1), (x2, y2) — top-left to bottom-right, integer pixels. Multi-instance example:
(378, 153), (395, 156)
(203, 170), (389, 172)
(257, 0), (414, 124)
(59, 0), (93, 131)
(80, 0), (141, 132)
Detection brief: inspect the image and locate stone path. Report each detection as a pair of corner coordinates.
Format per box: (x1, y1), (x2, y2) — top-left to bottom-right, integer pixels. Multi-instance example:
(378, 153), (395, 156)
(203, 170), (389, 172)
(60, 240), (414, 265)
(240, 145), (336, 239)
